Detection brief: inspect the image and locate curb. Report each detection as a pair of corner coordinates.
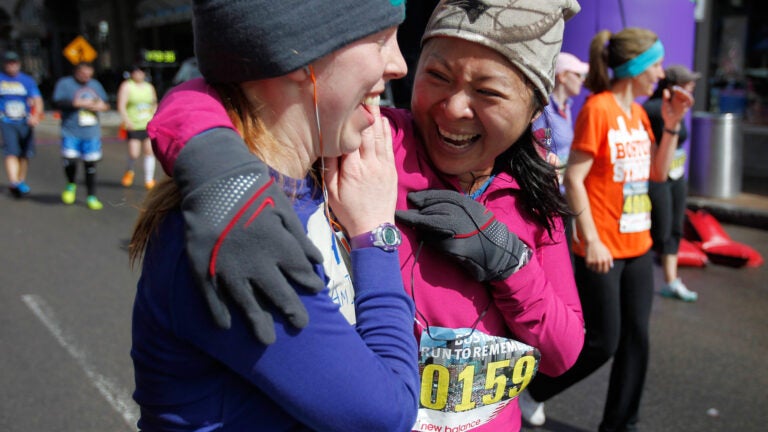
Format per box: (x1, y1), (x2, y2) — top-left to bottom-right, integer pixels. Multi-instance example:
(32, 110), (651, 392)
(688, 197), (768, 231)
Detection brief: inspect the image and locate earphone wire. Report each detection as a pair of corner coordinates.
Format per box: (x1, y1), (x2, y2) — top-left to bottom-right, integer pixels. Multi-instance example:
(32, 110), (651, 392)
(308, 65), (349, 259)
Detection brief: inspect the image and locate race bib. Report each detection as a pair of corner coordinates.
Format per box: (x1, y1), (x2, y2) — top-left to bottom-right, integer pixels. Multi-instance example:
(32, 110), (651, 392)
(4, 100), (26, 119)
(135, 103), (154, 122)
(668, 148), (686, 180)
(413, 327), (540, 431)
(78, 109), (98, 126)
(620, 181), (651, 233)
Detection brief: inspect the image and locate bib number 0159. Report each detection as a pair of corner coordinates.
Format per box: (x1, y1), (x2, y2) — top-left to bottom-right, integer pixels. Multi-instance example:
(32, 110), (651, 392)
(420, 355), (537, 412)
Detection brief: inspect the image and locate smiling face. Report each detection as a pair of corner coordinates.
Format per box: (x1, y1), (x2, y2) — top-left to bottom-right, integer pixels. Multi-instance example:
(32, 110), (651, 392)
(411, 37), (538, 186)
(313, 26), (406, 157)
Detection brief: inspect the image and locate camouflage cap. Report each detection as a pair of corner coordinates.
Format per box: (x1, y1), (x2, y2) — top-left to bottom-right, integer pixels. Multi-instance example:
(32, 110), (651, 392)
(423, 0), (581, 105)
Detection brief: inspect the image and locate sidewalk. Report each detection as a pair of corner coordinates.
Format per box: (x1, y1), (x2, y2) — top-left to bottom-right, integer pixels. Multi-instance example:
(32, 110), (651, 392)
(688, 175), (768, 230)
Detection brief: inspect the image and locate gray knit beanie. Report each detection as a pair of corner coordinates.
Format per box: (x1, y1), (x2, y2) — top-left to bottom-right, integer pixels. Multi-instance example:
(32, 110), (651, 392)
(193, 0), (406, 84)
(423, 0), (581, 105)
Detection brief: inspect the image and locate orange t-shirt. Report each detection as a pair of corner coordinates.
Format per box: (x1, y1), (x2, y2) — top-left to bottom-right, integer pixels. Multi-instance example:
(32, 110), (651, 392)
(570, 91), (656, 259)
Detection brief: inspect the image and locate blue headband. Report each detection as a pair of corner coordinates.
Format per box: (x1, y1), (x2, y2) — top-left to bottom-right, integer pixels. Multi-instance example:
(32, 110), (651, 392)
(612, 40), (665, 79)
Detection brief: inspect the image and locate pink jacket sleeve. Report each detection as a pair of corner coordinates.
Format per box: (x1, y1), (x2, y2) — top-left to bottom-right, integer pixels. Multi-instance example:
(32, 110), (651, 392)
(147, 78), (237, 175)
(488, 214), (584, 376)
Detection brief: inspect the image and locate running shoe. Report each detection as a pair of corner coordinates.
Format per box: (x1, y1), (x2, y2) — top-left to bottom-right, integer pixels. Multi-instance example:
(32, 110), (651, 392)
(145, 179), (156, 190)
(61, 183), (76, 204)
(121, 170), (135, 187)
(87, 195), (104, 210)
(519, 389), (546, 426)
(660, 278), (698, 302)
(16, 181), (31, 196)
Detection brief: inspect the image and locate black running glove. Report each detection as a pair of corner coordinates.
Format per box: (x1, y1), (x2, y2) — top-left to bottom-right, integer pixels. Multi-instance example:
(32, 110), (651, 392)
(396, 189), (531, 282)
(175, 128), (325, 344)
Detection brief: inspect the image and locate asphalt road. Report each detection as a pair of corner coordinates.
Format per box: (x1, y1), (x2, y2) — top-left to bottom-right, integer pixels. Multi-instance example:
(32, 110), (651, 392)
(1, 117), (767, 431)
(1, 120), (144, 431)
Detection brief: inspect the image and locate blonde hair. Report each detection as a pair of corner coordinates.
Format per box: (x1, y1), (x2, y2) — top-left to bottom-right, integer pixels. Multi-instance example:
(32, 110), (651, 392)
(128, 83), (289, 268)
(584, 27), (659, 93)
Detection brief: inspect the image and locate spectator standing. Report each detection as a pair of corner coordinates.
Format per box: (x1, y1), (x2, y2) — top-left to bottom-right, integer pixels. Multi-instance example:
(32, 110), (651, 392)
(520, 27), (694, 431)
(533, 52), (590, 176)
(117, 64), (158, 190)
(532, 51), (590, 266)
(644, 64), (700, 302)
(0, 51), (43, 198)
(52, 62), (110, 210)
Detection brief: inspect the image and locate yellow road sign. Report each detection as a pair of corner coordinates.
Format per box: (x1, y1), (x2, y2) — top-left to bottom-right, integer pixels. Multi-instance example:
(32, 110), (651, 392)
(63, 35), (98, 65)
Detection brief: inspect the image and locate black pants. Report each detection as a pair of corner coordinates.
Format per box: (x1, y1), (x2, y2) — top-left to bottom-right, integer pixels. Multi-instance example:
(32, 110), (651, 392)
(649, 178), (687, 255)
(63, 158), (98, 196)
(528, 252), (654, 432)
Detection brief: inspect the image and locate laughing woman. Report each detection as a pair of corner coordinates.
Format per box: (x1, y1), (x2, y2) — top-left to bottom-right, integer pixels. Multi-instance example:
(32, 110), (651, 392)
(128, 1), (420, 430)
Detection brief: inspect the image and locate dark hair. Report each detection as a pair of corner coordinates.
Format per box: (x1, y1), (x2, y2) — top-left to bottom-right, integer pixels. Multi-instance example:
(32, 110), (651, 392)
(495, 128), (573, 240)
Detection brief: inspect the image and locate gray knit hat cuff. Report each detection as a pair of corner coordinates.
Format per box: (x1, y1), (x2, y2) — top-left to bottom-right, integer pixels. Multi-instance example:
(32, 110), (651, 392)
(194, 0), (406, 84)
(423, 0), (581, 105)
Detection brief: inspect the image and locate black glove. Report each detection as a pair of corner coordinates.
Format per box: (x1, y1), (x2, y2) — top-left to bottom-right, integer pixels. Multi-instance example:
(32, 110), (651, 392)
(175, 128), (326, 344)
(396, 189), (530, 282)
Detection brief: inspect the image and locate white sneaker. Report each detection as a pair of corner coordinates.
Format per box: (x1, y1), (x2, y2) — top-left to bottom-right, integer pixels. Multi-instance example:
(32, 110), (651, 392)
(660, 278), (698, 302)
(519, 389), (546, 426)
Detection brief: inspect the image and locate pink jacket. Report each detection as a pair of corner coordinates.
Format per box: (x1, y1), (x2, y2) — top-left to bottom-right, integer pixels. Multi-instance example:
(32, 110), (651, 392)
(148, 80), (584, 431)
(385, 107), (583, 431)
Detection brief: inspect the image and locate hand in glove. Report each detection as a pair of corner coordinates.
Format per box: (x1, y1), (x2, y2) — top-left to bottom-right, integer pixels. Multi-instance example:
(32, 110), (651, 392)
(176, 128), (326, 344)
(396, 189), (531, 282)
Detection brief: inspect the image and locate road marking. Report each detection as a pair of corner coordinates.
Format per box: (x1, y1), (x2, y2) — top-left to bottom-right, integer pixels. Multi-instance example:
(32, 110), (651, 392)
(21, 294), (139, 430)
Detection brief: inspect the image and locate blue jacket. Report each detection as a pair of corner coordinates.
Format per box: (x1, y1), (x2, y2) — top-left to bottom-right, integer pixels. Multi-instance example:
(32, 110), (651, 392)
(131, 175), (419, 431)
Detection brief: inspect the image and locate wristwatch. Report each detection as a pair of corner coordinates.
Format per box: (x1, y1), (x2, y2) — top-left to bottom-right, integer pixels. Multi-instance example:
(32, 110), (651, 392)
(349, 223), (402, 252)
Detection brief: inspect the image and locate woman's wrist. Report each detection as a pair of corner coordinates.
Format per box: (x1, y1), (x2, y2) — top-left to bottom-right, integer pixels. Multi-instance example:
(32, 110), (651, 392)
(663, 124), (680, 135)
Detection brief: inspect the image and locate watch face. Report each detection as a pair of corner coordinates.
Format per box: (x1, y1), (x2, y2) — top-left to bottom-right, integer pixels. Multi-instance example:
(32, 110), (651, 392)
(377, 223), (401, 251)
(382, 226), (400, 245)
(351, 223), (402, 251)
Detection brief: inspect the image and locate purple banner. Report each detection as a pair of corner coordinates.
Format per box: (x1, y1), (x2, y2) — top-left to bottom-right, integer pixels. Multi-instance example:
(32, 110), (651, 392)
(561, 0), (698, 153)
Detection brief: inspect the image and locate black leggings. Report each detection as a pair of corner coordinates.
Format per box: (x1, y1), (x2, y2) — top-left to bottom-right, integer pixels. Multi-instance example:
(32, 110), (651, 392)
(527, 252), (654, 432)
(63, 158), (98, 196)
(649, 178), (687, 255)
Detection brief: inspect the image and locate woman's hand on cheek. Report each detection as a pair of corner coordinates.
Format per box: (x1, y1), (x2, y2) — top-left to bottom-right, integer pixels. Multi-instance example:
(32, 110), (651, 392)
(325, 106), (397, 237)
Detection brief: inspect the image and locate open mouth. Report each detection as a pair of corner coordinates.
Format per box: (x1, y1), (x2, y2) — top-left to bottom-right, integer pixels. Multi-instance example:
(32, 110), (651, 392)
(438, 126), (480, 149)
(361, 95), (381, 112)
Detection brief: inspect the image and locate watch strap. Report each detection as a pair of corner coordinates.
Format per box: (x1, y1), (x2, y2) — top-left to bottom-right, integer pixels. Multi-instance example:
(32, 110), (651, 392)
(349, 231), (375, 250)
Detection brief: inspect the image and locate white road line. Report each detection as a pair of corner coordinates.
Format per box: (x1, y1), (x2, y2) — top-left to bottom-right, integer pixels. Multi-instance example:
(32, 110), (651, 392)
(21, 294), (139, 430)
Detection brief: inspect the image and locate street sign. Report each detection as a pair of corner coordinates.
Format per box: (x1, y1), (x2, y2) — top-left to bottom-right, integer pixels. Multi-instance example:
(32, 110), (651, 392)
(63, 35), (98, 65)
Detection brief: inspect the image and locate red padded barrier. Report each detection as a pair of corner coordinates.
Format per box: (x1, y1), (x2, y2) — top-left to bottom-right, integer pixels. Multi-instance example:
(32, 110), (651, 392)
(677, 238), (708, 267)
(684, 209), (764, 268)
